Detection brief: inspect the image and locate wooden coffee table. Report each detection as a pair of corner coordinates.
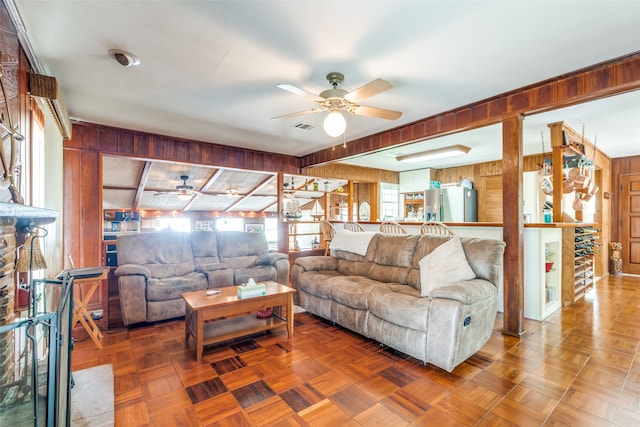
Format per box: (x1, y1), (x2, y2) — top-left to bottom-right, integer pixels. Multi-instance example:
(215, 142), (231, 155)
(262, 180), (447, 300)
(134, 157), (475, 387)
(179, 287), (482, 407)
(181, 281), (296, 361)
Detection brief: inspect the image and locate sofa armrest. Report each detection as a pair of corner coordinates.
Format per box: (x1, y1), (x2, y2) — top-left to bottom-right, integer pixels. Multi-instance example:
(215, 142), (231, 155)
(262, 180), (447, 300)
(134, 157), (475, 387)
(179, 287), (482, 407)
(428, 279), (496, 304)
(256, 252), (288, 266)
(117, 273), (148, 325)
(196, 263), (229, 272)
(203, 268), (234, 288)
(273, 257), (290, 286)
(294, 256), (338, 272)
(114, 264), (151, 279)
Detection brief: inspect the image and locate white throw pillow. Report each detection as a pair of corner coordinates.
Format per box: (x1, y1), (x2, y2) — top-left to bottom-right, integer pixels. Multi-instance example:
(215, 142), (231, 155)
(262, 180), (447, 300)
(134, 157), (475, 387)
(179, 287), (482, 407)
(419, 237), (476, 296)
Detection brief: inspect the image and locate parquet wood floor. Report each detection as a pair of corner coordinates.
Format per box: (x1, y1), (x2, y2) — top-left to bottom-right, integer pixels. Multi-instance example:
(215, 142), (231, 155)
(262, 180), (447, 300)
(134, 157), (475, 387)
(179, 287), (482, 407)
(71, 275), (640, 426)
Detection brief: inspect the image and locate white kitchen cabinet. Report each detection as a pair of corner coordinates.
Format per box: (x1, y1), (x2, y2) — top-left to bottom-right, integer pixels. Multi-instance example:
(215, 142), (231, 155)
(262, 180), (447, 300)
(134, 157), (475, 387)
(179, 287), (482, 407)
(399, 169), (432, 193)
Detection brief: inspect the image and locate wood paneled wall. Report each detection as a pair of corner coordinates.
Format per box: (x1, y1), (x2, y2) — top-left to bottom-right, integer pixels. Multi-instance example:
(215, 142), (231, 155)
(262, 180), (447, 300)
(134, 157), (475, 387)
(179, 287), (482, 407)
(68, 122), (301, 174)
(63, 148), (102, 268)
(305, 163), (399, 184)
(433, 154), (547, 185)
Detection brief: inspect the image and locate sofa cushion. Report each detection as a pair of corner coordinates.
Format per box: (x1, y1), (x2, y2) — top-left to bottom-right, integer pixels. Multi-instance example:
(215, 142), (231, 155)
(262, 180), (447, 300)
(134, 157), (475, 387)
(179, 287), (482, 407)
(216, 231), (269, 258)
(146, 262), (196, 279)
(220, 255), (258, 270)
(329, 276), (380, 310)
(190, 230), (221, 268)
(419, 237), (476, 296)
(368, 283), (430, 332)
(366, 264), (410, 284)
(337, 259), (372, 277)
(197, 263), (229, 272)
(234, 266), (277, 285)
(374, 235), (419, 267)
(297, 270), (343, 298)
(117, 232), (196, 279)
(146, 271), (208, 301)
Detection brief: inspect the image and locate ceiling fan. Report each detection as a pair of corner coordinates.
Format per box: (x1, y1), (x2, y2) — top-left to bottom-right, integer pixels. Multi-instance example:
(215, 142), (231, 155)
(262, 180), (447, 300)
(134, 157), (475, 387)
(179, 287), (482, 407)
(272, 72), (402, 137)
(154, 175), (200, 201)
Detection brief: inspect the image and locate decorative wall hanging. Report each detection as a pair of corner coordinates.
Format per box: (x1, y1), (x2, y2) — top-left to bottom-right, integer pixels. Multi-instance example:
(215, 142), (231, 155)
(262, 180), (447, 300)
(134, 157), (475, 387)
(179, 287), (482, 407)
(0, 51), (24, 203)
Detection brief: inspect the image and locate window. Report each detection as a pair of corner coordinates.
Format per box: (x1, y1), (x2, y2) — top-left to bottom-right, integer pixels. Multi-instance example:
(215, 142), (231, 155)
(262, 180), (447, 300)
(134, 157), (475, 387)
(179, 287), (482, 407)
(380, 183), (400, 220)
(263, 218), (278, 249)
(156, 217), (191, 232)
(215, 217), (243, 231)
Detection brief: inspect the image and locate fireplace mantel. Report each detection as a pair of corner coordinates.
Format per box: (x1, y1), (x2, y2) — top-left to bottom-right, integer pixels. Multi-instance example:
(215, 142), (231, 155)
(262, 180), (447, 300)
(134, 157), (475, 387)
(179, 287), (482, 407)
(0, 201), (58, 229)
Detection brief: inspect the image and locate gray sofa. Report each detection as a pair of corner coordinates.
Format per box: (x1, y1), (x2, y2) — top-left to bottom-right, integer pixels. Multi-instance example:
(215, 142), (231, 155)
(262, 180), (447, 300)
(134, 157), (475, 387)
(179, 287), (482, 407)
(115, 230), (290, 325)
(291, 232), (505, 372)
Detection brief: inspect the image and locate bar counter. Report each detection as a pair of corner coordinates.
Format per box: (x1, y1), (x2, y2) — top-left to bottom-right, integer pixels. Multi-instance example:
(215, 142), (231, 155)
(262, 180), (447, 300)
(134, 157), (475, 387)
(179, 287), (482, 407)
(334, 221), (594, 239)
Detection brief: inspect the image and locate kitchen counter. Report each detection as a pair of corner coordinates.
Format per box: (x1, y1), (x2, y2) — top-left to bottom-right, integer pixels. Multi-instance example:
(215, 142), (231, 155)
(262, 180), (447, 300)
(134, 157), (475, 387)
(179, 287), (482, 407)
(523, 222), (596, 228)
(346, 220), (593, 228)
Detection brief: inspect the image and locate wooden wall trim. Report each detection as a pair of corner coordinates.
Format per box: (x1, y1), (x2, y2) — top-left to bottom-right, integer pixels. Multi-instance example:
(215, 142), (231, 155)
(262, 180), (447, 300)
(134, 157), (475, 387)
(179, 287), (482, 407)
(67, 121), (301, 175)
(300, 51), (640, 168)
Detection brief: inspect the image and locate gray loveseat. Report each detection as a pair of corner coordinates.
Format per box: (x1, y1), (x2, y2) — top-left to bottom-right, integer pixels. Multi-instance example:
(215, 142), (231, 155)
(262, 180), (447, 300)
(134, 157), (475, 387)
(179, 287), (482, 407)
(115, 230), (290, 325)
(291, 232), (505, 372)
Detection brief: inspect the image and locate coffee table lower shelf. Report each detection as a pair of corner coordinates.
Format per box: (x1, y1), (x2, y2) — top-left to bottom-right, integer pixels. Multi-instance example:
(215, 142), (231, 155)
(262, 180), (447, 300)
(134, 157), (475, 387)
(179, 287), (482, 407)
(193, 313), (287, 348)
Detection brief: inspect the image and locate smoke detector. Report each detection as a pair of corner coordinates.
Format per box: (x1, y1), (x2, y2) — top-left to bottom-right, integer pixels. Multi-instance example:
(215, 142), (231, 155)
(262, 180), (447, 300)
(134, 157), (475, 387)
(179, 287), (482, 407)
(108, 49), (140, 67)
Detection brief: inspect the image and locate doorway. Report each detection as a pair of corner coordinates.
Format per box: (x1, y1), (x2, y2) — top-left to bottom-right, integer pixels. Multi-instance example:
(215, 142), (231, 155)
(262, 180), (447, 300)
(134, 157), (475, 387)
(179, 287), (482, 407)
(621, 174), (640, 274)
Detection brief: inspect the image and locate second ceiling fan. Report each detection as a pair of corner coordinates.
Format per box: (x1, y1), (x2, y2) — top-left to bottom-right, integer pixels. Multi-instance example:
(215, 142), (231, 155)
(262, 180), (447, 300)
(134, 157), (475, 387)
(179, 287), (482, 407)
(272, 72), (402, 137)
(154, 175), (200, 201)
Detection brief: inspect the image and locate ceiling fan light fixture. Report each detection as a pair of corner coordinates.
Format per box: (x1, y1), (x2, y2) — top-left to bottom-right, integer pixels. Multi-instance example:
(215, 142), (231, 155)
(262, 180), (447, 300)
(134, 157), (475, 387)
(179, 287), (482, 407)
(323, 110), (346, 137)
(176, 190), (192, 201)
(396, 144), (471, 163)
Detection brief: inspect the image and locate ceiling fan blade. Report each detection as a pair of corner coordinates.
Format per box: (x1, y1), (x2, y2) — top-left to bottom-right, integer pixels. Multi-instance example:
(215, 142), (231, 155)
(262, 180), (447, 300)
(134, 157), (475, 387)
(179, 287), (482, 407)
(350, 105), (402, 120)
(271, 108), (325, 120)
(344, 78), (393, 103)
(277, 84), (324, 102)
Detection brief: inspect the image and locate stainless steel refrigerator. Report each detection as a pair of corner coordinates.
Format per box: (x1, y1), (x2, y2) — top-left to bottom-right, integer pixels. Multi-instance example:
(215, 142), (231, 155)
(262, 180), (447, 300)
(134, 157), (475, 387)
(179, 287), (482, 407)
(424, 187), (477, 222)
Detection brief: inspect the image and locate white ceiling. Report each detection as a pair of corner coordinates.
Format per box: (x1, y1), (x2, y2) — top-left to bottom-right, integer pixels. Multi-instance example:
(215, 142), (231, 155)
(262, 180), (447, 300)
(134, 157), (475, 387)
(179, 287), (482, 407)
(11, 0), (640, 172)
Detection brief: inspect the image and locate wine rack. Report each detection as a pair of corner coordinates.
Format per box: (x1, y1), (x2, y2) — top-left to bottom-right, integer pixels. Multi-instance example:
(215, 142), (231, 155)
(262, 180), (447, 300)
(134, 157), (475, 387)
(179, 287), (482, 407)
(562, 225), (601, 305)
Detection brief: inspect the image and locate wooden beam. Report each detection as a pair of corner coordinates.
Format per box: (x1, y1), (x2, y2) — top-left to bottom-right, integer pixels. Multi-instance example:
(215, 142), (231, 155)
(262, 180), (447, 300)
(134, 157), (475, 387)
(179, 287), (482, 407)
(501, 115), (525, 336)
(200, 168), (224, 192)
(132, 161), (152, 211)
(224, 174), (276, 213)
(277, 174), (290, 253)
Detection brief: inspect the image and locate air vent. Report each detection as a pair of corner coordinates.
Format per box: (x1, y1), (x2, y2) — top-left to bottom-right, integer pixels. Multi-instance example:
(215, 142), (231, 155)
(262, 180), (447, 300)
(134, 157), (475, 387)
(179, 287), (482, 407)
(292, 122), (315, 130)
